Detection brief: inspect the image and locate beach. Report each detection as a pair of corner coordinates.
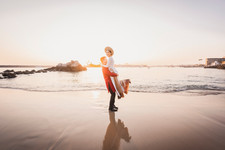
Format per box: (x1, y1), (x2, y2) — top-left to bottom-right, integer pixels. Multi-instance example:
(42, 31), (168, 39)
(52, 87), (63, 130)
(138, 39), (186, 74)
(1, 88), (225, 150)
(1, 0), (225, 149)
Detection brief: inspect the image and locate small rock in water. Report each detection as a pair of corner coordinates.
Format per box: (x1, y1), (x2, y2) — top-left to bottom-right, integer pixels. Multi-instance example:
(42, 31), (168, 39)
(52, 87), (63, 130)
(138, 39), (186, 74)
(3, 69), (14, 73)
(24, 70), (30, 74)
(2, 72), (17, 78)
(36, 69), (47, 73)
(36, 70), (42, 73)
(15, 71), (23, 75)
(31, 70), (36, 73)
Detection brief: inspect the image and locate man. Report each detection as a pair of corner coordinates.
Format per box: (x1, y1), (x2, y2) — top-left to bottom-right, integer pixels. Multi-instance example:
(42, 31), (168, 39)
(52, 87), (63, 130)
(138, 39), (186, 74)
(100, 56), (118, 111)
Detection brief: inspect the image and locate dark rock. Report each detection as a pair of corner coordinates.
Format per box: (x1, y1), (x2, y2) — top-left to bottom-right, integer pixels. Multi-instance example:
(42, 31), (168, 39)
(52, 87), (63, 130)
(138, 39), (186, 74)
(3, 69), (14, 73)
(35, 69), (48, 73)
(31, 69), (36, 73)
(2, 72), (17, 78)
(55, 65), (86, 72)
(15, 70), (34, 75)
(35, 60), (87, 73)
(205, 64), (225, 69)
(23, 70), (31, 74)
(204, 66), (217, 69)
(15, 71), (23, 75)
(217, 64), (225, 69)
(36, 70), (42, 73)
(44, 67), (56, 71)
(46, 61), (87, 72)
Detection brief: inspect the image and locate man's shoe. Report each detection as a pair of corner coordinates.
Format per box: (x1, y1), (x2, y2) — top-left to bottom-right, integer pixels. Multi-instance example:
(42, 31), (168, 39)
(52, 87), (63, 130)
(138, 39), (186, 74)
(109, 107), (118, 111)
(113, 105), (118, 110)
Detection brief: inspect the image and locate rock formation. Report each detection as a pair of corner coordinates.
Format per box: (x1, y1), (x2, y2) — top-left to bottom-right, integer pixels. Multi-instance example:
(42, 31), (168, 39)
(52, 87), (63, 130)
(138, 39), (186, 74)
(2, 70), (17, 78)
(45, 60), (87, 72)
(0, 60), (87, 79)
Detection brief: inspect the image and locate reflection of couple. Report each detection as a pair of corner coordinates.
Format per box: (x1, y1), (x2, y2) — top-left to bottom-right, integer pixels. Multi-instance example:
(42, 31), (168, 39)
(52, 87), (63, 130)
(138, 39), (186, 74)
(101, 46), (131, 111)
(102, 111), (131, 150)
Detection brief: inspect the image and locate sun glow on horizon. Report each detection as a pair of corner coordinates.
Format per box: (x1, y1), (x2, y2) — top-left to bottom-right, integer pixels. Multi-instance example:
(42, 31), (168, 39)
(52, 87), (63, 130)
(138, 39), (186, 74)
(0, 0), (225, 66)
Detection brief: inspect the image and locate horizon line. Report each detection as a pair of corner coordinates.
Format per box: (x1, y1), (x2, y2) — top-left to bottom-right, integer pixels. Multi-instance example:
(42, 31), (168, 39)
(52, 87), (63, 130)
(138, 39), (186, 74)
(0, 64), (205, 68)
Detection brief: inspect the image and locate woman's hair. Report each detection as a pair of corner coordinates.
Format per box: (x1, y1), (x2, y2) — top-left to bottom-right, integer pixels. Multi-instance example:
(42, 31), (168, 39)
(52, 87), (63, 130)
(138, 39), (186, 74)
(100, 56), (106, 63)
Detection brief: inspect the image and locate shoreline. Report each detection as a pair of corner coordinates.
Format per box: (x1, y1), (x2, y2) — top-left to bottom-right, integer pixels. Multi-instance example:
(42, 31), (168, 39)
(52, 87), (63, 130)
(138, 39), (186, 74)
(0, 87), (224, 96)
(1, 88), (225, 150)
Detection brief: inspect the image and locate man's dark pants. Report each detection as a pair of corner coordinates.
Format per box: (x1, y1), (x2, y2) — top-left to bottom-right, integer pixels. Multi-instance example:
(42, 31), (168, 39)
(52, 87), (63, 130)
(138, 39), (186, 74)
(108, 84), (115, 109)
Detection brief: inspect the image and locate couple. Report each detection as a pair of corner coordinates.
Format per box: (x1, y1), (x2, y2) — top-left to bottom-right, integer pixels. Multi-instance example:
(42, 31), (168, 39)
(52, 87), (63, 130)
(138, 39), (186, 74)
(101, 47), (130, 111)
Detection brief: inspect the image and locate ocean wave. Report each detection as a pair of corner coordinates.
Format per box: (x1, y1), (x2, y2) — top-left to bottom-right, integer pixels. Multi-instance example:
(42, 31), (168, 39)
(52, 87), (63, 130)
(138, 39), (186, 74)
(0, 86), (105, 92)
(130, 84), (225, 93)
(1, 84), (225, 96)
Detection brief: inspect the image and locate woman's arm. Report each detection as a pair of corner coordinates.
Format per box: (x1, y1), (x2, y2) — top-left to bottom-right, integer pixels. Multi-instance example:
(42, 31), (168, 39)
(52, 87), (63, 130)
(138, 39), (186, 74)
(107, 57), (114, 67)
(107, 57), (115, 73)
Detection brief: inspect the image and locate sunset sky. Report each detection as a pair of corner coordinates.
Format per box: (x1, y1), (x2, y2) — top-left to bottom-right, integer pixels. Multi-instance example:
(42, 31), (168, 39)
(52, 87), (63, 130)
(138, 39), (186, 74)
(0, 0), (225, 65)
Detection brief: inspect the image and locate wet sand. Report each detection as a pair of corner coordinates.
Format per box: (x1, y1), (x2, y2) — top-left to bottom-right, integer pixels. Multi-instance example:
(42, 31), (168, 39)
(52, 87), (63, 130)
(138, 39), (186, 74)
(0, 88), (225, 150)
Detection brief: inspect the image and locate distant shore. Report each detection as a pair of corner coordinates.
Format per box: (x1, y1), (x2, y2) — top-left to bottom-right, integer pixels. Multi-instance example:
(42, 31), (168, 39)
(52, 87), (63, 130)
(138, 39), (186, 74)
(0, 64), (207, 68)
(115, 64), (205, 68)
(3, 64), (225, 69)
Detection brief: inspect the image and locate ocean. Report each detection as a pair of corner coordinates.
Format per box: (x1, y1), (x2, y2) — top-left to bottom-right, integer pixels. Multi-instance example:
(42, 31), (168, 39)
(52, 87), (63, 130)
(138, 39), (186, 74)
(0, 67), (225, 95)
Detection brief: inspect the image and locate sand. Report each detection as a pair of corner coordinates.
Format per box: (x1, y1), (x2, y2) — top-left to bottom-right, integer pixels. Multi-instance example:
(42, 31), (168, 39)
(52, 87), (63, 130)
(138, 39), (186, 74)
(0, 88), (225, 150)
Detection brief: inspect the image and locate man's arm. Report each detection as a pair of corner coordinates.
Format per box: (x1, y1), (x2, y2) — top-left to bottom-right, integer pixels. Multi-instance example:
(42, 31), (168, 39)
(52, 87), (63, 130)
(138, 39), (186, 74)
(103, 67), (118, 77)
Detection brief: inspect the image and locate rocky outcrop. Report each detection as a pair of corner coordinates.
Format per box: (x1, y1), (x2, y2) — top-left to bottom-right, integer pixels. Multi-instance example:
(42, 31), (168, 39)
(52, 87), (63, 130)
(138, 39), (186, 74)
(2, 70), (17, 78)
(217, 64), (225, 69)
(204, 64), (225, 69)
(36, 69), (47, 73)
(0, 60), (87, 79)
(45, 60), (87, 72)
(15, 70), (36, 75)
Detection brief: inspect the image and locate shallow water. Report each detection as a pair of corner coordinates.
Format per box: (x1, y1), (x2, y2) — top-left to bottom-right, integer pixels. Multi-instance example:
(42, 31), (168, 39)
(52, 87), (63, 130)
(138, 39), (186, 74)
(0, 67), (225, 95)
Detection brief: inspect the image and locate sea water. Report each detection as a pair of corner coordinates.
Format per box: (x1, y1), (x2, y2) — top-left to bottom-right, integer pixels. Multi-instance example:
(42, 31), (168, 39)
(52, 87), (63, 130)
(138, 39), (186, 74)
(0, 67), (225, 95)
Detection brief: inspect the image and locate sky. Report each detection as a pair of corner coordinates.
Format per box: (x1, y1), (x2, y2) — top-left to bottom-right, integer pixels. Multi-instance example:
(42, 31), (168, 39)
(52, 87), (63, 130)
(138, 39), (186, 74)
(0, 0), (225, 65)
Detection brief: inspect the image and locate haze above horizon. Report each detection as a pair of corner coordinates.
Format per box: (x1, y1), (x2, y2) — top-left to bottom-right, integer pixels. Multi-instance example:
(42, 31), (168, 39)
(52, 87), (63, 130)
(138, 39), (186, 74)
(0, 0), (225, 66)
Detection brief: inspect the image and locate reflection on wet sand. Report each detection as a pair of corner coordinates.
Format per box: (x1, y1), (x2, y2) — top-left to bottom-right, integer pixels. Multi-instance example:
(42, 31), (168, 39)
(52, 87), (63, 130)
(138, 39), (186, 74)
(102, 111), (131, 150)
